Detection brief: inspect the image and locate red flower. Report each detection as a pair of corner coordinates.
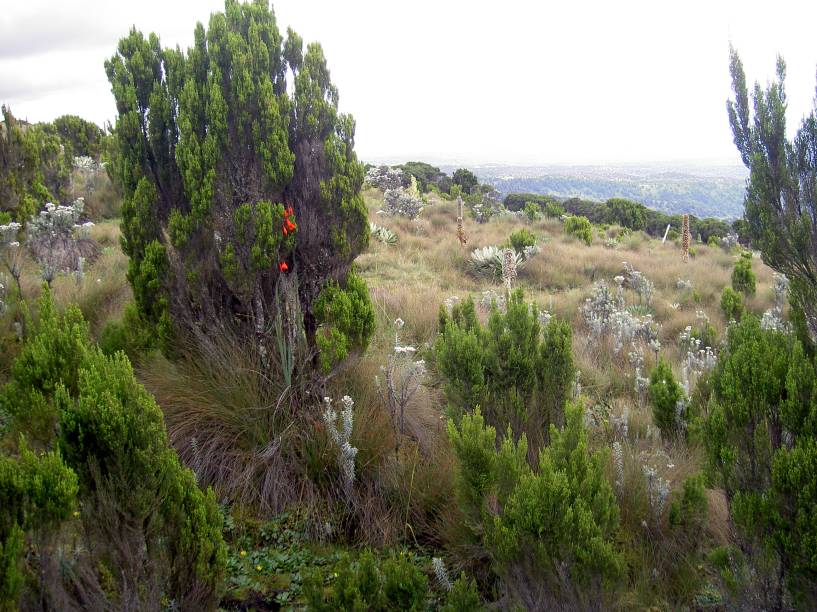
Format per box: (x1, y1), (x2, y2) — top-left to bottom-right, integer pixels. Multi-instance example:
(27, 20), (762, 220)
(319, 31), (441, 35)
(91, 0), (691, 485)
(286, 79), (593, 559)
(285, 219), (296, 232)
(279, 261), (288, 272)
(282, 226), (288, 236)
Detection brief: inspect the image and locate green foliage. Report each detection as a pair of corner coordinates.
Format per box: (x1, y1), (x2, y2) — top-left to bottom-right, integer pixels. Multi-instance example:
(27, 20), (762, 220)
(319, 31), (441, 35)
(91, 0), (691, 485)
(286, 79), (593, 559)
(452, 168), (479, 194)
(440, 574), (484, 611)
(50, 115), (105, 159)
(303, 550), (429, 611)
(522, 200), (541, 221)
(704, 316), (817, 606)
(507, 228), (536, 253)
(564, 215), (593, 245)
(398, 161), (450, 193)
(731, 251), (756, 296)
(313, 271), (375, 373)
(605, 197), (647, 231)
(668, 474), (708, 537)
(727, 46), (817, 341)
(106, 1), (372, 366)
(720, 287), (745, 322)
(448, 404), (622, 608)
(545, 200), (566, 218)
(648, 358), (685, 441)
(436, 291), (574, 453)
(0, 106), (72, 220)
(0, 445), (77, 610)
(0, 289), (226, 608)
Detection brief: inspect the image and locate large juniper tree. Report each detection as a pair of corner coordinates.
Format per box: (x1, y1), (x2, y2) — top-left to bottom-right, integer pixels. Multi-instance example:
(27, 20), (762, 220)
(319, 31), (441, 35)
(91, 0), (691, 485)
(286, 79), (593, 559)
(727, 47), (817, 343)
(105, 0), (373, 369)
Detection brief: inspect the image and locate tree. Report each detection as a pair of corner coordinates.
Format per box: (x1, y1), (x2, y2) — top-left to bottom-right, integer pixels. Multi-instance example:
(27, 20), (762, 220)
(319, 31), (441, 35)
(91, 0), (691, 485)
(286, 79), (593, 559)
(452, 168), (479, 194)
(0, 106), (71, 220)
(605, 197), (646, 231)
(50, 114), (105, 159)
(727, 46), (817, 341)
(105, 0), (373, 370)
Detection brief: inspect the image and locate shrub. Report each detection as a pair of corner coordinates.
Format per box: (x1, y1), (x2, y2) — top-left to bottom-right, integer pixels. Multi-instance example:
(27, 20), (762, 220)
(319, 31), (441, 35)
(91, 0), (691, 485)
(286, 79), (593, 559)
(564, 215), (593, 245)
(668, 474), (708, 537)
(522, 201), (541, 221)
(648, 358), (685, 441)
(448, 404), (622, 609)
(437, 291), (574, 454)
(303, 549), (429, 611)
(731, 251), (756, 296)
(507, 228), (536, 253)
(720, 287), (745, 322)
(0, 289), (226, 609)
(106, 2), (372, 370)
(544, 201), (566, 218)
(704, 316), (817, 607)
(0, 445), (77, 610)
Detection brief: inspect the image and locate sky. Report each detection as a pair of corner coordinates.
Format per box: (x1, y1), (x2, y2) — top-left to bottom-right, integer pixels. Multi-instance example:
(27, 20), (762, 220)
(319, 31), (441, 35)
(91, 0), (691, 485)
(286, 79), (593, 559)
(1, 0), (816, 166)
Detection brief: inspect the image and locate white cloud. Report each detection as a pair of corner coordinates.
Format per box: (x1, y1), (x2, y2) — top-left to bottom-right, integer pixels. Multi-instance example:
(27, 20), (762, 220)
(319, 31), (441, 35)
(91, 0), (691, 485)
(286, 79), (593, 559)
(1, 0), (815, 165)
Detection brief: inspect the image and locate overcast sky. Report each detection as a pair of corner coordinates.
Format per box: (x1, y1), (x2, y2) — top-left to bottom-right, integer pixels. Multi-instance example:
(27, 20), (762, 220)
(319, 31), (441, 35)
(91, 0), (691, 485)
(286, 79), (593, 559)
(1, 0), (816, 166)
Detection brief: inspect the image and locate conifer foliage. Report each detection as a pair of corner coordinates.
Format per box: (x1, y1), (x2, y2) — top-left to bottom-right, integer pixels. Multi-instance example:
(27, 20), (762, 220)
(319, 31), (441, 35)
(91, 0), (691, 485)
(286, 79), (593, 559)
(105, 0), (372, 367)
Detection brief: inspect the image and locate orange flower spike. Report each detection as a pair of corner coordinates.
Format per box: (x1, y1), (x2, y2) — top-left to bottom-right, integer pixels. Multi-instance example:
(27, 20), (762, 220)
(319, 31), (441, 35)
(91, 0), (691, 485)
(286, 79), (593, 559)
(279, 262), (288, 272)
(286, 219), (296, 232)
(282, 226), (288, 236)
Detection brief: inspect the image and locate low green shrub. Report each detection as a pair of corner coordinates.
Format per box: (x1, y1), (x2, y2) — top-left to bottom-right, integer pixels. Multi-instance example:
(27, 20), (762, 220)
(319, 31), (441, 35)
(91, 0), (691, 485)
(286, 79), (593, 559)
(0, 288), (226, 609)
(720, 287), (745, 322)
(436, 290), (573, 454)
(564, 215), (593, 245)
(507, 228), (536, 253)
(649, 358), (685, 441)
(448, 404), (622, 609)
(731, 251), (756, 296)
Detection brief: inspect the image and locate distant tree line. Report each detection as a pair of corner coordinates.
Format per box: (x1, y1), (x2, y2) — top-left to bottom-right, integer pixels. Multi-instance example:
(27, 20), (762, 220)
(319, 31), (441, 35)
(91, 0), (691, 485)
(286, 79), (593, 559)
(504, 192), (746, 243)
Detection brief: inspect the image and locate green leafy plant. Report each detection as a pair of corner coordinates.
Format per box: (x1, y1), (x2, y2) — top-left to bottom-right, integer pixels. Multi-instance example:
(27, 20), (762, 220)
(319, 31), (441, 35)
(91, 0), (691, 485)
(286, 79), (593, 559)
(564, 215), (593, 245)
(649, 358), (685, 442)
(731, 251), (756, 296)
(448, 404), (623, 609)
(1, 289), (226, 609)
(507, 228), (536, 253)
(720, 286), (745, 322)
(523, 201), (541, 221)
(704, 316), (817, 607)
(437, 291), (573, 454)
(106, 1), (372, 370)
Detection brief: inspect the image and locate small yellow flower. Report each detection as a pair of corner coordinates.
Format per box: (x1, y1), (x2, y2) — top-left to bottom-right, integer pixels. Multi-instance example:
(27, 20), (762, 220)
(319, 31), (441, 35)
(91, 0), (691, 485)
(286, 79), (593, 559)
(256, 565), (262, 572)
(72, 511), (80, 518)
(239, 550), (247, 558)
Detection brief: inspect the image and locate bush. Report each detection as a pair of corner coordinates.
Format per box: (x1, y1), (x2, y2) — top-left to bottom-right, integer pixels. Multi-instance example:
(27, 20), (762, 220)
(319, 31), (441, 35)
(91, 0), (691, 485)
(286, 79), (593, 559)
(507, 228), (536, 253)
(437, 291), (573, 454)
(731, 251), (756, 296)
(648, 358), (685, 441)
(448, 404), (622, 609)
(564, 215), (593, 245)
(0, 445), (77, 610)
(523, 201), (540, 221)
(303, 549), (429, 611)
(0, 289), (226, 609)
(544, 201), (566, 218)
(704, 316), (817, 607)
(106, 3), (372, 370)
(720, 287), (745, 322)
